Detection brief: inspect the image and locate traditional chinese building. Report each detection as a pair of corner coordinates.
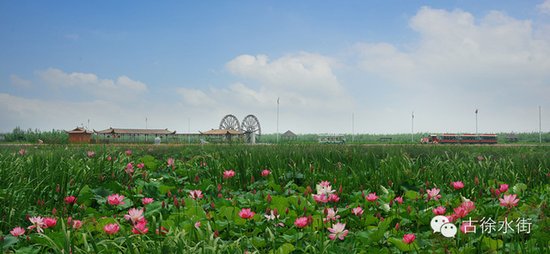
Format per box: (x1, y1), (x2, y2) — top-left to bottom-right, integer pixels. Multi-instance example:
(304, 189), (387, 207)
(199, 129), (243, 143)
(67, 127), (93, 143)
(94, 127), (176, 143)
(282, 130), (297, 141)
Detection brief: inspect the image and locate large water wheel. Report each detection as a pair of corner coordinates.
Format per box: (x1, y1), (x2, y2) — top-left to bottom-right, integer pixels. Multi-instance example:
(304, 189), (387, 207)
(219, 114), (240, 131)
(241, 114), (261, 143)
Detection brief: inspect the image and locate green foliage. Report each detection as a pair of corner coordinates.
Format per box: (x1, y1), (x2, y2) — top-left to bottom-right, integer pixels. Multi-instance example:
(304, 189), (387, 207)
(1, 127), (69, 144)
(0, 144), (548, 253)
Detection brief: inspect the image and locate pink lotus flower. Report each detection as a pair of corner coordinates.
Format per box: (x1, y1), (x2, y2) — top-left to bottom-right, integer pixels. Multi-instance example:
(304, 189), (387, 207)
(103, 223), (120, 235)
(43, 217), (57, 228)
(107, 156), (112, 161)
(223, 170), (236, 179)
(403, 233), (416, 244)
(10, 227), (25, 237)
(87, 151), (95, 158)
(65, 196), (77, 205)
(432, 206), (446, 215)
(328, 222), (349, 240)
(394, 196), (403, 204)
(319, 181), (331, 188)
(313, 194), (329, 203)
(125, 150), (132, 156)
(461, 201), (475, 213)
(328, 193), (340, 202)
(107, 194), (125, 206)
(142, 197), (154, 205)
(294, 217), (309, 228)
(124, 208), (144, 224)
(366, 192), (378, 202)
(28, 216), (45, 233)
(451, 181), (464, 190)
(189, 190), (204, 200)
(125, 163), (134, 174)
(132, 219), (148, 234)
(499, 184), (509, 193)
(72, 220), (83, 229)
(194, 221), (201, 229)
(167, 158), (175, 167)
(453, 206), (468, 218)
(499, 194), (519, 208)
(137, 163), (145, 169)
(427, 188), (442, 201)
(239, 208), (255, 219)
(323, 208), (340, 223)
(352, 206), (364, 216)
(447, 214), (458, 223)
(261, 169), (271, 177)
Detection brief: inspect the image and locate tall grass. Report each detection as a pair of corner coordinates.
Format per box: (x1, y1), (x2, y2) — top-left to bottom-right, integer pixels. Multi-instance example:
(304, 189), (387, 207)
(1, 144), (547, 233)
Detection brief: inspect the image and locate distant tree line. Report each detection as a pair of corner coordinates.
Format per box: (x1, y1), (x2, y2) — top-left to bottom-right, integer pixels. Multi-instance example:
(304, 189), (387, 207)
(261, 132), (550, 144)
(0, 127), (68, 144)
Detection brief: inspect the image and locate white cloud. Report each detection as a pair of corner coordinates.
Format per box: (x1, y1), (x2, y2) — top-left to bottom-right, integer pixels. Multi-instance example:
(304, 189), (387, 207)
(205, 52), (351, 111)
(348, 6), (550, 133)
(10, 75), (32, 88)
(0, 93), (120, 131)
(37, 68), (147, 101)
(177, 87), (216, 107)
(226, 53), (343, 95)
(0, 92), (199, 133)
(177, 53), (356, 133)
(356, 7), (550, 99)
(538, 0), (550, 14)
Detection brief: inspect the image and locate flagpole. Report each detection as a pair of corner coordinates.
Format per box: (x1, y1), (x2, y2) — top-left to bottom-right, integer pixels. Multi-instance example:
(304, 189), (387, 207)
(276, 97), (280, 144)
(475, 109), (478, 136)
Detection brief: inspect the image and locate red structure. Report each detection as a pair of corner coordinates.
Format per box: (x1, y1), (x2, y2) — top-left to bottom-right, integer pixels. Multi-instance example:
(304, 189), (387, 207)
(67, 127), (93, 143)
(421, 134), (497, 144)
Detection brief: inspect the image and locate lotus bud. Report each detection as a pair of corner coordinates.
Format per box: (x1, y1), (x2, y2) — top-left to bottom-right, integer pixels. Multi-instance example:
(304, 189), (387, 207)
(380, 185), (389, 195)
(381, 203), (391, 212)
(173, 197), (179, 208)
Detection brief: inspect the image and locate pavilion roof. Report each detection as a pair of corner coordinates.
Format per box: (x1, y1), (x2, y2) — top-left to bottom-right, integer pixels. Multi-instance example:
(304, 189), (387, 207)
(282, 130), (297, 137)
(200, 129), (243, 135)
(94, 128), (176, 135)
(66, 127), (93, 134)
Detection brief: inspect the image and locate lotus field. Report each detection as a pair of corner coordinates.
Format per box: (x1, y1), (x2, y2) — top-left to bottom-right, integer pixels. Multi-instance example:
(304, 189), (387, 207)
(0, 145), (549, 253)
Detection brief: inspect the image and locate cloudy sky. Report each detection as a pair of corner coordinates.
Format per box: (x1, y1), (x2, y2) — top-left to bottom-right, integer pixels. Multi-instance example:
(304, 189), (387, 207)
(1, 1), (549, 134)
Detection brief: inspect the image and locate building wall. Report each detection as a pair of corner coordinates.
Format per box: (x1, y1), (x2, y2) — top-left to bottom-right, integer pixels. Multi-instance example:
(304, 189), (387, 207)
(68, 133), (91, 143)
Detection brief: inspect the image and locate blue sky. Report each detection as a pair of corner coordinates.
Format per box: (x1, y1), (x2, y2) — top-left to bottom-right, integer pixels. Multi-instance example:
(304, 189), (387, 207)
(1, 1), (549, 134)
